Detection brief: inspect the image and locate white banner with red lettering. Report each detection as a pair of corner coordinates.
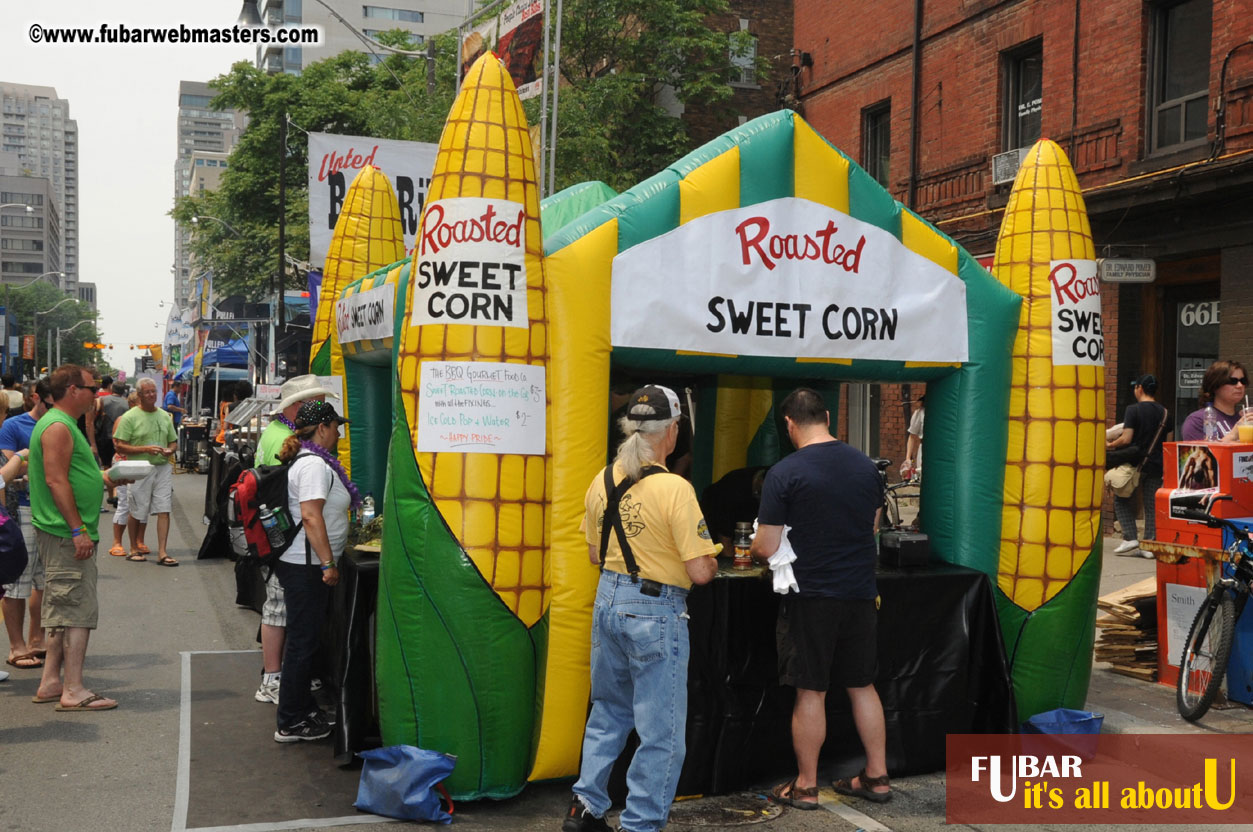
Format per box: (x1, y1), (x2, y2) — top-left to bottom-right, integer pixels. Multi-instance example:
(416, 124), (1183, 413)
(307, 132), (438, 270)
(1049, 259), (1103, 365)
(410, 197), (529, 329)
(609, 197), (969, 363)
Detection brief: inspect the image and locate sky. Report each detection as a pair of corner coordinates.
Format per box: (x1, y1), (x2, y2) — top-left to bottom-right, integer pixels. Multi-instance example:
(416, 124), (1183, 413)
(0, 2), (260, 375)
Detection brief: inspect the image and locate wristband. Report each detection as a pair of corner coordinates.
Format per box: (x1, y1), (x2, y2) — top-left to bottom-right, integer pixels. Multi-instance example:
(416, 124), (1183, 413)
(70, 525), (85, 538)
(320, 562), (336, 571)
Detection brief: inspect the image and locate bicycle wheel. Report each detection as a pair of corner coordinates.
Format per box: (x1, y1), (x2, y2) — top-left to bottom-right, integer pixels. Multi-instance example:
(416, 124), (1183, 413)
(879, 494), (900, 531)
(1177, 590), (1235, 721)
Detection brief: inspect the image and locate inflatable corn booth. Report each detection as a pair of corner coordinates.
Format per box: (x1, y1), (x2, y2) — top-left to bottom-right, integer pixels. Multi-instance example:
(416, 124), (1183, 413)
(364, 53), (1101, 800)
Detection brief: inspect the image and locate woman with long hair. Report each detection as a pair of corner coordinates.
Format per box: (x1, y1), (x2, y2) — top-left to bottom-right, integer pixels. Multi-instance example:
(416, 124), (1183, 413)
(1180, 359), (1251, 441)
(271, 399), (358, 743)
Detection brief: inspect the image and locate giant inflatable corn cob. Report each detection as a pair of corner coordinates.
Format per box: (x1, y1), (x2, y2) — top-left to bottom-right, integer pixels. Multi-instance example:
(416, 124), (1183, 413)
(310, 165), (406, 480)
(992, 138), (1104, 719)
(377, 53), (550, 800)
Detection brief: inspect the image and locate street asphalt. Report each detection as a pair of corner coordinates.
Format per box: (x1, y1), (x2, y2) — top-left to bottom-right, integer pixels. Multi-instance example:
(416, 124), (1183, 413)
(0, 471), (1249, 832)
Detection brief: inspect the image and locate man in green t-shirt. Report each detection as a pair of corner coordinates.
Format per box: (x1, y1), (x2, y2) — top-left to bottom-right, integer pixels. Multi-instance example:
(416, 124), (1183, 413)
(30, 365), (126, 711)
(252, 374), (335, 705)
(113, 378), (178, 566)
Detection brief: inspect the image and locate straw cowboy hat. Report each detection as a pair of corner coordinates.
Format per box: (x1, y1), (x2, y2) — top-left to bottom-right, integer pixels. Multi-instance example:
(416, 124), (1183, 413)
(272, 374), (337, 413)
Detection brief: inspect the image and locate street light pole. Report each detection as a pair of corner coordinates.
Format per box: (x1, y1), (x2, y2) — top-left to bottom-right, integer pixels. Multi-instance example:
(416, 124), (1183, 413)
(55, 318), (95, 367)
(34, 296), (76, 374)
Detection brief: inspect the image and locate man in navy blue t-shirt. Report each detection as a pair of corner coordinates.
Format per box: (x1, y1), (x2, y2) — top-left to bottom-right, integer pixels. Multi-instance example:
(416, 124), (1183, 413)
(752, 387), (891, 807)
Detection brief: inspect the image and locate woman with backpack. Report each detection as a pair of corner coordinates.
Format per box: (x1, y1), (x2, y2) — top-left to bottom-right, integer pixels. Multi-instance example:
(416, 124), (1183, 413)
(272, 399), (358, 743)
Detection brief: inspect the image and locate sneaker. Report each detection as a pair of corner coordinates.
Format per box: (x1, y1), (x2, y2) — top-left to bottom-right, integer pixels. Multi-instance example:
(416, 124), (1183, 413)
(255, 678), (280, 704)
(310, 678), (323, 692)
(1141, 550), (1156, 559)
(562, 798), (612, 832)
(0, 670), (9, 682)
(1113, 539), (1140, 554)
(307, 708), (336, 727)
(274, 717), (332, 743)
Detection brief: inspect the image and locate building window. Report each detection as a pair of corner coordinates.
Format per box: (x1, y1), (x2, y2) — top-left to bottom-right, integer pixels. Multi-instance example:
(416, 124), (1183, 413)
(1003, 41), (1042, 151)
(729, 19), (757, 88)
(362, 6), (422, 23)
(1149, 0), (1211, 153)
(862, 102), (891, 188)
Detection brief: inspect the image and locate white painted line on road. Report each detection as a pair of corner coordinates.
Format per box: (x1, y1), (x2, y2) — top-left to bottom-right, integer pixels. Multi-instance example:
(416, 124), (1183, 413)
(184, 815), (396, 832)
(173, 650), (192, 832)
(172, 649), (398, 832)
(822, 793), (894, 831)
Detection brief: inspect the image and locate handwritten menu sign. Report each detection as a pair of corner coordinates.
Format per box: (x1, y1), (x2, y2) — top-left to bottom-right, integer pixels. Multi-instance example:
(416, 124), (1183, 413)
(417, 360), (546, 455)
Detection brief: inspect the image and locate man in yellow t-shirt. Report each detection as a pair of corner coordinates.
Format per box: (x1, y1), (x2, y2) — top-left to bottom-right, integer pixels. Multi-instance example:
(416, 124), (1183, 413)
(563, 385), (717, 832)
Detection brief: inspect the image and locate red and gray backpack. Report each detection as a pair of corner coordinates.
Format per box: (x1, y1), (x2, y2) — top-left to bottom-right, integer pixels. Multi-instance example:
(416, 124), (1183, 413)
(226, 454), (311, 564)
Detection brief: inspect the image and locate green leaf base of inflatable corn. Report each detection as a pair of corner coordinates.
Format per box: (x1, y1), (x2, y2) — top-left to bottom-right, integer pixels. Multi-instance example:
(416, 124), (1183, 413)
(376, 411), (542, 800)
(995, 535), (1102, 723)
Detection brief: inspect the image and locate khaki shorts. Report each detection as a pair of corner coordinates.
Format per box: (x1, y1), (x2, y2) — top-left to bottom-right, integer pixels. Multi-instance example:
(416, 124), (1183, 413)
(37, 529), (99, 630)
(2, 507), (43, 599)
(127, 462), (173, 523)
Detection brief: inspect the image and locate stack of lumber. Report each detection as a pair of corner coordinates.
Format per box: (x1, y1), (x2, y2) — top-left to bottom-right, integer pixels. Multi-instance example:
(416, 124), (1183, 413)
(1095, 577), (1159, 681)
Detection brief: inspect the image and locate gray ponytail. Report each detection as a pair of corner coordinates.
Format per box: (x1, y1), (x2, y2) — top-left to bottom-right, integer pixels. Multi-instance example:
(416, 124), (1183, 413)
(613, 402), (677, 481)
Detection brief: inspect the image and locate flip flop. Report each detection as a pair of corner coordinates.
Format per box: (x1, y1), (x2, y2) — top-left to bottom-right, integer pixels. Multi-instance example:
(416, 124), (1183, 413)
(6, 653), (43, 669)
(55, 693), (117, 712)
(156, 556), (179, 567)
(29, 647), (46, 659)
(126, 553), (147, 562)
(133, 544), (151, 555)
(32, 693), (61, 704)
(108, 545), (127, 557)
(767, 777), (820, 810)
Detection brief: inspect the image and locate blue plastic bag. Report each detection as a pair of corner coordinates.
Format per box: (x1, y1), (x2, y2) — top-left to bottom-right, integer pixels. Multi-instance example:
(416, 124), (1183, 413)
(354, 745), (456, 823)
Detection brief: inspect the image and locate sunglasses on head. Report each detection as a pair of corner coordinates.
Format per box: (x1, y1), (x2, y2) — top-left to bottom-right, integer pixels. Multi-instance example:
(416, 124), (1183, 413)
(1225, 376), (1248, 386)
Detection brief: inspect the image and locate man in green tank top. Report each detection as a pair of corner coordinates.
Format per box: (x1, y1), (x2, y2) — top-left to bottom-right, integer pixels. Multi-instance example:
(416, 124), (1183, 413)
(30, 365), (127, 712)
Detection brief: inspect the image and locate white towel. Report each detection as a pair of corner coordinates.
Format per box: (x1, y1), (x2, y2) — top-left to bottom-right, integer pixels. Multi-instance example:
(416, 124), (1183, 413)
(766, 524), (799, 595)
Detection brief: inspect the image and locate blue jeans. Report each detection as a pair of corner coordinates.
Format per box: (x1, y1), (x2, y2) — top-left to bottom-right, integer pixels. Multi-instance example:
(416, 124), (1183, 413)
(274, 560), (328, 730)
(573, 570), (690, 832)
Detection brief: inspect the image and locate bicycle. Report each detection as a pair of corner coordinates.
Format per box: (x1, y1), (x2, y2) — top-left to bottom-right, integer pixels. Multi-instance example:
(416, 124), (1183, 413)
(1174, 495), (1253, 721)
(871, 458), (918, 530)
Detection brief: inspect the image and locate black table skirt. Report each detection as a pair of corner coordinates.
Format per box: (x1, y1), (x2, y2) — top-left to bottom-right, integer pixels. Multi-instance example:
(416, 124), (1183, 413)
(675, 562), (1016, 794)
(332, 558), (1014, 791)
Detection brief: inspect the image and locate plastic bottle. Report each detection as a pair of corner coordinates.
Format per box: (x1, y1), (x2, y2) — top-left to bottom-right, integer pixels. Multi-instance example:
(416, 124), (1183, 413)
(361, 494), (376, 524)
(259, 503), (284, 548)
(1204, 405), (1218, 440)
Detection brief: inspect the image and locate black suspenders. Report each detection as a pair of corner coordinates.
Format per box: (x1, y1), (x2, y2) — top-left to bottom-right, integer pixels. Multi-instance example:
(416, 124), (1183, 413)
(597, 465), (665, 582)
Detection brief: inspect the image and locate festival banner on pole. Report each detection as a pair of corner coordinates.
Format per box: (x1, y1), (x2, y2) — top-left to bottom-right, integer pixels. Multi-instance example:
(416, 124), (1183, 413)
(610, 196), (970, 364)
(307, 132), (438, 269)
(459, 0), (545, 100)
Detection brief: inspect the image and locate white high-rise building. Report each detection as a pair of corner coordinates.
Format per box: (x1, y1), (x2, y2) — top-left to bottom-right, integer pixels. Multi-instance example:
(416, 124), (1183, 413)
(256, 0), (468, 73)
(173, 81), (245, 304)
(0, 83), (80, 299)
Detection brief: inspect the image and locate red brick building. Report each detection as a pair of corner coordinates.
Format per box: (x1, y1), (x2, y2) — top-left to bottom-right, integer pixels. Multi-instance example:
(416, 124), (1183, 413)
(794, 0), (1253, 489)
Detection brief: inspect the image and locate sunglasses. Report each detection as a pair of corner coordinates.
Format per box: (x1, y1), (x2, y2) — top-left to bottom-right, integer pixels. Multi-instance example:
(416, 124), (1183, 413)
(75, 384), (100, 394)
(1225, 376), (1249, 386)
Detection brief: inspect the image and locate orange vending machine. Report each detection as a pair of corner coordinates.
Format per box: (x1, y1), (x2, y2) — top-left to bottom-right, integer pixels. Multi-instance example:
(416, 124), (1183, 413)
(1151, 441), (1253, 686)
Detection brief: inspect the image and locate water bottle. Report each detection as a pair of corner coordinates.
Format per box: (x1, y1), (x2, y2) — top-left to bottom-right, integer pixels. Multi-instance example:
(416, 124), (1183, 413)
(1204, 405), (1219, 440)
(259, 503), (284, 549)
(361, 494), (376, 524)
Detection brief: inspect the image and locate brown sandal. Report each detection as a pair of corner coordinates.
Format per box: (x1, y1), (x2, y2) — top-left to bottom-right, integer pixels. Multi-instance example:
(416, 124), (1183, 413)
(833, 768), (891, 803)
(768, 777), (820, 810)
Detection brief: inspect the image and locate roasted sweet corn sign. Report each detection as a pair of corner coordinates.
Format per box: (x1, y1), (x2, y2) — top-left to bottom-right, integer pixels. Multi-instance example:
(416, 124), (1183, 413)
(610, 197), (969, 362)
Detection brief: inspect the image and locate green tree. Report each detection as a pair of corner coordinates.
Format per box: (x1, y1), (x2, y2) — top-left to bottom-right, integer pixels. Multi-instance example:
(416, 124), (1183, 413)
(5, 281), (103, 374)
(173, 9), (754, 296)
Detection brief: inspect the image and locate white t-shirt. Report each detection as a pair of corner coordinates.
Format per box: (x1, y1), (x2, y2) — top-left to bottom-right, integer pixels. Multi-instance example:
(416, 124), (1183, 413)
(908, 407), (925, 472)
(282, 454), (352, 565)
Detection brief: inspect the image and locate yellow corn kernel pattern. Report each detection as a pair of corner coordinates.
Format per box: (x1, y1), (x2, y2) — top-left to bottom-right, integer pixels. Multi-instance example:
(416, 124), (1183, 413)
(993, 140), (1104, 611)
(396, 55), (550, 627)
(313, 166), (406, 348)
